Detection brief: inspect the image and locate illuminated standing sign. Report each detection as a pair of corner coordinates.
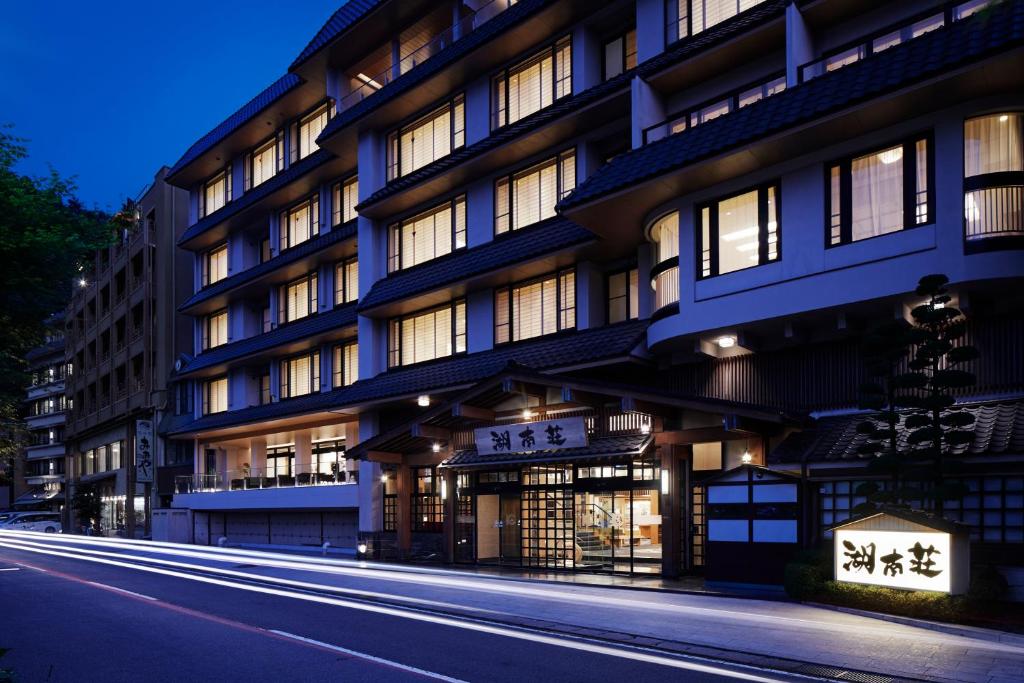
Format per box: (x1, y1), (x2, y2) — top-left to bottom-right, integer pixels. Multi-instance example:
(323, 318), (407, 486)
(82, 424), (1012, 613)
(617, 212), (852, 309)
(474, 416), (587, 456)
(832, 512), (969, 594)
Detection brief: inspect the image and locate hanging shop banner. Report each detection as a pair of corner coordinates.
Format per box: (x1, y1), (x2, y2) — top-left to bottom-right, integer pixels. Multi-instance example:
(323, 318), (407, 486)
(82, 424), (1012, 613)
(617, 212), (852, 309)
(474, 416), (587, 456)
(135, 419), (154, 483)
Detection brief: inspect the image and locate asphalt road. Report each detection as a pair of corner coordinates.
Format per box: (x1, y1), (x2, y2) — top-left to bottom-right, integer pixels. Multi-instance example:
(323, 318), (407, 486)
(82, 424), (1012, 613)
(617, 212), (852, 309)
(0, 533), (796, 683)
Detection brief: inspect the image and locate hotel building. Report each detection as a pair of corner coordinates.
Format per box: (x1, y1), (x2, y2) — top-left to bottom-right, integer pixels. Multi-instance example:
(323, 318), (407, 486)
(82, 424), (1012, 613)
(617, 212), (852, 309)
(164, 0), (1023, 581)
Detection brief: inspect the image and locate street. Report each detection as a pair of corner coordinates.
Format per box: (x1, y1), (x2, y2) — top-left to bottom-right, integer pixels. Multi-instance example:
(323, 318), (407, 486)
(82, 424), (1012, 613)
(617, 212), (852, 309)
(1, 531), (1022, 683)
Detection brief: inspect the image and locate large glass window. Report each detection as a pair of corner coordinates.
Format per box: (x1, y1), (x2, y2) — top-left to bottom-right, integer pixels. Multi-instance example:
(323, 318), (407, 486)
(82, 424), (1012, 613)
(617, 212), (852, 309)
(294, 103), (330, 161)
(332, 176), (359, 226)
(494, 270), (575, 344)
(608, 268), (639, 324)
(388, 301), (466, 368)
(667, 0), (767, 44)
(201, 244), (228, 287)
(649, 213), (679, 310)
(495, 149), (575, 234)
(200, 169), (231, 218)
(280, 195), (319, 251)
(280, 351), (320, 399)
(246, 134), (283, 190)
(603, 29), (637, 80)
(828, 137), (931, 246)
(202, 377), (228, 415)
(493, 37), (571, 129)
(387, 96), (465, 181)
(388, 196), (466, 272)
(699, 184), (779, 277)
(332, 341), (358, 388)
(279, 273), (318, 324)
(334, 257), (358, 305)
(202, 310), (228, 350)
(964, 113), (1024, 243)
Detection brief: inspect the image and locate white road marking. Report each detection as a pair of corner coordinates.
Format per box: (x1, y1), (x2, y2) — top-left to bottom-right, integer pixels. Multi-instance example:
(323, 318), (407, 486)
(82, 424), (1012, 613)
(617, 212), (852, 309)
(0, 567), (21, 571)
(0, 538), (789, 682)
(268, 629), (468, 682)
(86, 581), (158, 601)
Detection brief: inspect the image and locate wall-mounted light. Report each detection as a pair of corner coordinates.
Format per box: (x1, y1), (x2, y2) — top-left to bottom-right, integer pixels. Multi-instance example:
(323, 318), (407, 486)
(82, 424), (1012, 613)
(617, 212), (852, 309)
(417, 395), (430, 407)
(522, 409), (533, 420)
(432, 442), (441, 453)
(742, 451), (753, 464)
(77, 277), (88, 289)
(379, 472), (388, 484)
(660, 469), (669, 496)
(357, 542), (367, 555)
(640, 420), (651, 434)
(717, 335), (736, 349)
(440, 478), (448, 500)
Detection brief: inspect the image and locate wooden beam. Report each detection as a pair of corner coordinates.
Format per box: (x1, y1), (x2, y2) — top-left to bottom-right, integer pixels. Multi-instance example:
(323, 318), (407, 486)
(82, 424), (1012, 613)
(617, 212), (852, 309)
(451, 403), (495, 421)
(410, 423), (451, 441)
(560, 386), (610, 408)
(655, 427), (747, 445)
(366, 450), (403, 464)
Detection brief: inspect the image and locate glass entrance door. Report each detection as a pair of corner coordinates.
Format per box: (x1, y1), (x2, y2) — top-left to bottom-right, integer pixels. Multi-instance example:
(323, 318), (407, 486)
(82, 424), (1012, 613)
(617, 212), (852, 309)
(499, 494), (521, 562)
(574, 491), (632, 572)
(476, 493), (521, 565)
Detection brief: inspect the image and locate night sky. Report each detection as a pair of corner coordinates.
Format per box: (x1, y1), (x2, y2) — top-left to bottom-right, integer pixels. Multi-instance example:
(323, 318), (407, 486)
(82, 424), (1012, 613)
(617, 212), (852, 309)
(1, 0), (339, 212)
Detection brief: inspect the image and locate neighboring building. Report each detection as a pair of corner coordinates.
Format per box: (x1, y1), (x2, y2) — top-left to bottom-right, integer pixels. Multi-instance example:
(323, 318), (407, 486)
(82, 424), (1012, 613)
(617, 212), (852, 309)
(163, 0), (1023, 580)
(64, 168), (189, 535)
(15, 315), (69, 513)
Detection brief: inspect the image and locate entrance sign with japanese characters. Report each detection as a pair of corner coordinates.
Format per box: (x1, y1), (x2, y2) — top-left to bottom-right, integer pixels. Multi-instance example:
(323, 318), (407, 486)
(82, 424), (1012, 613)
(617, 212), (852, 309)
(832, 511), (969, 594)
(135, 419), (154, 484)
(474, 416), (587, 456)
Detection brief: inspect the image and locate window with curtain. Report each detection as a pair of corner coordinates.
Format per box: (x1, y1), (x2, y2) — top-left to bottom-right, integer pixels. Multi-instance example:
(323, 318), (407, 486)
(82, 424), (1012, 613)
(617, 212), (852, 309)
(294, 103), (330, 161)
(280, 351), (320, 399)
(963, 113), (1024, 242)
(202, 310), (228, 350)
(202, 377), (228, 415)
(495, 149), (575, 234)
(200, 169), (231, 217)
(828, 136), (931, 246)
(494, 270), (575, 344)
(387, 95), (465, 181)
(699, 184), (779, 276)
(332, 176), (359, 226)
(335, 257), (358, 305)
(279, 273), (318, 324)
(280, 195), (319, 251)
(492, 37), (571, 129)
(332, 342), (359, 388)
(258, 370), (271, 405)
(649, 212), (680, 310)
(603, 29), (637, 80)
(608, 268), (639, 323)
(388, 196), (466, 272)
(388, 301), (466, 368)
(202, 244), (228, 287)
(245, 133), (283, 190)
(667, 0), (766, 44)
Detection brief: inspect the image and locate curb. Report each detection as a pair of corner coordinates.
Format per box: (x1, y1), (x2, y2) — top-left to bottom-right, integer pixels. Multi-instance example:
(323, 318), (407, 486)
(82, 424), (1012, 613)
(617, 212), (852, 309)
(806, 602), (1024, 647)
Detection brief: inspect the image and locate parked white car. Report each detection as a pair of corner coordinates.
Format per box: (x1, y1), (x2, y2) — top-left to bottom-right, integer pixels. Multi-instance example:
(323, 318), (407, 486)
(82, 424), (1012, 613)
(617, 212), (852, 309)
(1, 512), (61, 533)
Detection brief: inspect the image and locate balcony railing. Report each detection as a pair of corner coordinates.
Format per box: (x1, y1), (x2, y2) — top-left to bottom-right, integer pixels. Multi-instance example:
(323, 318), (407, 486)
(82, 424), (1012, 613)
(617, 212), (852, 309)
(651, 258), (680, 312)
(175, 465), (359, 495)
(338, 0), (516, 112)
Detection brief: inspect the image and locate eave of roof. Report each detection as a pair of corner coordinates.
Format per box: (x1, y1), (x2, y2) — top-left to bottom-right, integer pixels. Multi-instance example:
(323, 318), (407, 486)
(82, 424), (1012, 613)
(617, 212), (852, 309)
(290, 0), (384, 71)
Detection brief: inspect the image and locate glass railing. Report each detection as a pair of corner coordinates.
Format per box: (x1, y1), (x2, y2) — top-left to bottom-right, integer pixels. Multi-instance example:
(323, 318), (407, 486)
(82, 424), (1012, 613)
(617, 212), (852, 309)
(800, 0), (991, 83)
(175, 464), (359, 494)
(338, 0), (517, 112)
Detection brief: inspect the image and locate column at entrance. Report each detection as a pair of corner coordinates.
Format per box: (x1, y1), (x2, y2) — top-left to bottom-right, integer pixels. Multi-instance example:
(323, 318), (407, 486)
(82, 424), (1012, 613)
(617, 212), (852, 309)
(294, 433), (312, 478)
(441, 468), (457, 563)
(660, 445), (683, 579)
(395, 464), (412, 557)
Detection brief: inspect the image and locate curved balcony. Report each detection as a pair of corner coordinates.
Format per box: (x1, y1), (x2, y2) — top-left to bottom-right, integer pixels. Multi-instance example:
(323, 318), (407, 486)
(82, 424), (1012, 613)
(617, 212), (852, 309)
(964, 172), (1024, 253)
(650, 256), (680, 321)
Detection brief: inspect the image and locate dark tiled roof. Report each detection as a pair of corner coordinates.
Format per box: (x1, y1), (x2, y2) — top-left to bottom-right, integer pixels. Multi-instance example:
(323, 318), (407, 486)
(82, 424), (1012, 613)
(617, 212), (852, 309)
(442, 433), (652, 468)
(769, 399), (1024, 465)
(358, 218), (595, 312)
(180, 221), (357, 311)
(317, 0), (553, 144)
(165, 319), (648, 435)
(358, 68), (632, 210)
(178, 148), (334, 247)
(290, 0), (383, 70)
(560, 1), (1024, 210)
(174, 303), (358, 378)
(168, 74), (303, 179)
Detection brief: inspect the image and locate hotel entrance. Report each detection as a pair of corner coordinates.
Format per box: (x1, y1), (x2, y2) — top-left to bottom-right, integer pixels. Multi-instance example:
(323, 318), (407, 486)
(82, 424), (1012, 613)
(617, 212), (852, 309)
(475, 493), (521, 565)
(574, 489), (661, 573)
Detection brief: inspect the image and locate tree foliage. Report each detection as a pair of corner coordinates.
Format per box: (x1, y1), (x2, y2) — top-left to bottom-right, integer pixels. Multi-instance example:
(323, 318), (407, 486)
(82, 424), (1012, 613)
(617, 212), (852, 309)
(71, 482), (104, 532)
(0, 126), (112, 468)
(855, 274), (979, 513)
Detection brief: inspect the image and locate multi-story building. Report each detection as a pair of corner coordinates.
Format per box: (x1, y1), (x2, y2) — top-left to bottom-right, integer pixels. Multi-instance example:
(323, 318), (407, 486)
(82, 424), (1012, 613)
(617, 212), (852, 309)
(15, 315), (69, 513)
(64, 168), (189, 535)
(165, 0), (1023, 580)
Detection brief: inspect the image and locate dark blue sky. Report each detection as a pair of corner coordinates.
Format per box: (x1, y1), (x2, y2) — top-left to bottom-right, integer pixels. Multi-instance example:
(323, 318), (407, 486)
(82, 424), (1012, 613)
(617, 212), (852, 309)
(1, 0), (339, 211)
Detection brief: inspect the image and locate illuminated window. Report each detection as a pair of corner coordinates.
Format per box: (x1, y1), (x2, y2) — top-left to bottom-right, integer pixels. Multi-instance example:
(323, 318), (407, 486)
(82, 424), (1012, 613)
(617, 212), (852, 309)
(387, 96), (465, 181)
(332, 176), (359, 226)
(493, 37), (571, 129)
(603, 29), (637, 80)
(202, 376), (228, 415)
(201, 244), (228, 287)
(495, 149), (575, 234)
(332, 341), (359, 388)
(388, 301), (466, 368)
(412, 466), (444, 532)
(200, 169), (231, 217)
(280, 351), (320, 399)
(388, 196), (466, 272)
(294, 103), (330, 160)
(667, 0), (767, 44)
(334, 257), (358, 305)
(828, 137), (931, 246)
(698, 184), (779, 276)
(279, 272), (318, 324)
(649, 213), (679, 310)
(608, 268), (639, 323)
(963, 113), (1024, 242)
(280, 195), (319, 251)
(201, 310), (228, 350)
(494, 270), (575, 344)
(245, 134), (284, 190)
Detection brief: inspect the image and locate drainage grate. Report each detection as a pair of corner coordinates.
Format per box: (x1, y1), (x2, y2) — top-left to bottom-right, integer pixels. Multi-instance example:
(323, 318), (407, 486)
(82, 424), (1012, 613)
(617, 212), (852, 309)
(797, 664), (895, 683)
